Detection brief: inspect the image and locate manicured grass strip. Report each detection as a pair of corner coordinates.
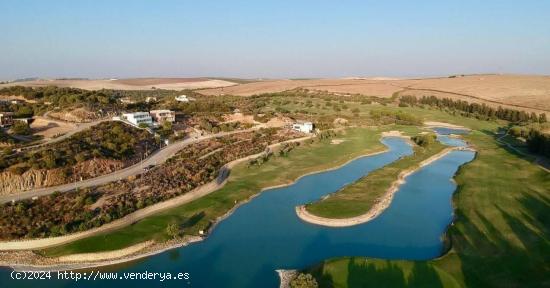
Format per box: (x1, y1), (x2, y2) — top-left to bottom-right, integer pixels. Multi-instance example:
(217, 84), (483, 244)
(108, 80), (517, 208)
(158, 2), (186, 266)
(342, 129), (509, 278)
(309, 257), (462, 288)
(305, 140), (445, 218)
(306, 131), (550, 287)
(43, 126), (418, 257)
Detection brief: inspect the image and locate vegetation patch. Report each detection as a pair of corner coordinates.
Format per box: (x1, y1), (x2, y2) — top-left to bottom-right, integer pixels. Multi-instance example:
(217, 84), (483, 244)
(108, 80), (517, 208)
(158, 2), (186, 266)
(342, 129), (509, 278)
(41, 127), (396, 256)
(0, 121), (158, 174)
(0, 128), (301, 239)
(304, 133), (444, 219)
(304, 131), (550, 287)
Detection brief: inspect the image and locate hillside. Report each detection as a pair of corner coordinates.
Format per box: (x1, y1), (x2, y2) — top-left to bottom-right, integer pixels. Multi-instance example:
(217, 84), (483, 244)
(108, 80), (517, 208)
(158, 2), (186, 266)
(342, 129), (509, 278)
(199, 74), (550, 113)
(0, 78), (236, 91)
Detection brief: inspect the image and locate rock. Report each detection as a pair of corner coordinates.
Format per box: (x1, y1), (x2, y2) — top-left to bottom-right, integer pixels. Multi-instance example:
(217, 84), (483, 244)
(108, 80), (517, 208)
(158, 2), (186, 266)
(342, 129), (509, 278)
(0, 159), (124, 195)
(0, 169), (67, 195)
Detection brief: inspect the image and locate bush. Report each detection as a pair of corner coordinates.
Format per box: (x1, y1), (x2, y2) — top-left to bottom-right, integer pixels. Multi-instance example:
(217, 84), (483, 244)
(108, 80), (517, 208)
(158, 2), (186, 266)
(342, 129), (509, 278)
(290, 273), (318, 288)
(526, 129), (550, 157)
(166, 223), (180, 238)
(10, 121), (31, 135)
(411, 133), (437, 147)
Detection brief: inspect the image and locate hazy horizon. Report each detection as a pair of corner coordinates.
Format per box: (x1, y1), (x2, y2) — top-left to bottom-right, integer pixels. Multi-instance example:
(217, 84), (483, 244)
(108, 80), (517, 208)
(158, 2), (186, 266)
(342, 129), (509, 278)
(2, 0), (550, 81)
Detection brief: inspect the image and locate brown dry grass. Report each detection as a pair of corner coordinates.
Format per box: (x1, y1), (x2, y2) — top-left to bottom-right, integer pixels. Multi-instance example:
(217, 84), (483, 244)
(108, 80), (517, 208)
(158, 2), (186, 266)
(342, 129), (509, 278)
(200, 79), (402, 97)
(112, 78), (208, 86)
(200, 75), (550, 113)
(0, 78), (236, 91)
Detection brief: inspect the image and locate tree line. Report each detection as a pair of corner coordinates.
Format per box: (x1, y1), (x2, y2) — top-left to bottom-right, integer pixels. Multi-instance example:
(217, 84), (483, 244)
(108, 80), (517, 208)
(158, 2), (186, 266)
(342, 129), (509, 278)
(525, 129), (550, 157)
(400, 95), (547, 124)
(510, 127), (550, 158)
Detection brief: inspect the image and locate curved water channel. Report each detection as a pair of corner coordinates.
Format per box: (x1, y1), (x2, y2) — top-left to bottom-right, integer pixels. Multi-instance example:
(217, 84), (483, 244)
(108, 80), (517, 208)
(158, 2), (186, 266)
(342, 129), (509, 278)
(1, 128), (475, 288)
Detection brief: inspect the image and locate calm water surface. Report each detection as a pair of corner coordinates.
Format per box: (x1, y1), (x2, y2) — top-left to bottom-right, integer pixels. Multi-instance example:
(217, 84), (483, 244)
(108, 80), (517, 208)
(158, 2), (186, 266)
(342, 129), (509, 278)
(1, 130), (475, 288)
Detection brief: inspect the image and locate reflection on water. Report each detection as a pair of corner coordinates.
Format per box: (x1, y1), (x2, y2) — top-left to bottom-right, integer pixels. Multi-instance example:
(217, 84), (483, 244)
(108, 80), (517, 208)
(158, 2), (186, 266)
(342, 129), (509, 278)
(1, 133), (476, 288)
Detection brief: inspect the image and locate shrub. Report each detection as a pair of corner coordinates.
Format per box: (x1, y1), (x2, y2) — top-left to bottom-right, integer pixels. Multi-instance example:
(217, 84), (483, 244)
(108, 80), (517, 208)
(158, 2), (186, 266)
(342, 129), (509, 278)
(290, 273), (318, 288)
(166, 223), (180, 238)
(411, 133), (437, 147)
(10, 121), (31, 135)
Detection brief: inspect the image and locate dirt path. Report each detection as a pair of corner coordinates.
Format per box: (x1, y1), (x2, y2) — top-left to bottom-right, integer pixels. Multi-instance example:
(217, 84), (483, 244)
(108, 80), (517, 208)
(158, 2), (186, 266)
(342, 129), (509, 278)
(0, 127), (262, 203)
(423, 121), (470, 130)
(0, 135), (313, 251)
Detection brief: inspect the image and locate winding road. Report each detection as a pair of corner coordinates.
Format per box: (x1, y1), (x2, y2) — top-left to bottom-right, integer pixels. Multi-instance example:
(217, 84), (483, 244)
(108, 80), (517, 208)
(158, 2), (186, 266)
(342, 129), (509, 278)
(0, 127), (261, 204)
(0, 134), (312, 251)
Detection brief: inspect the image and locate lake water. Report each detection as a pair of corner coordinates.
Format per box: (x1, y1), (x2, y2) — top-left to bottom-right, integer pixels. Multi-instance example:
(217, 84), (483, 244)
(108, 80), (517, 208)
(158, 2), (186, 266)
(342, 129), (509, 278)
(1, 129), (475, 287)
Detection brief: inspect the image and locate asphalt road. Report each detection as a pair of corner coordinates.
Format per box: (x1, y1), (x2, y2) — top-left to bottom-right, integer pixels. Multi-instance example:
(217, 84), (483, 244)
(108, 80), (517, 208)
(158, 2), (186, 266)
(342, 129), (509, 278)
(0, 128), (259, 203)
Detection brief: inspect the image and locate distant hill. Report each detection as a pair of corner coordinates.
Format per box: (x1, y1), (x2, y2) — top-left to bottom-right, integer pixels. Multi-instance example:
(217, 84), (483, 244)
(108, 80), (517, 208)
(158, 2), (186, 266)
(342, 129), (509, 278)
(199, 74), (550, 113)
(0, 77), (237, 91)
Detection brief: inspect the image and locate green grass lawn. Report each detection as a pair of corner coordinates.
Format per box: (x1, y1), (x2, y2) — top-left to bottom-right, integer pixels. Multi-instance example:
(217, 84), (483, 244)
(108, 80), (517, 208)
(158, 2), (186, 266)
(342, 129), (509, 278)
(40, 101), (548, 287)
(43, 126), (408, 256)
(305, 130), (550, 287)
(305, 140), (446, 218)
(260, 95), (503, 132)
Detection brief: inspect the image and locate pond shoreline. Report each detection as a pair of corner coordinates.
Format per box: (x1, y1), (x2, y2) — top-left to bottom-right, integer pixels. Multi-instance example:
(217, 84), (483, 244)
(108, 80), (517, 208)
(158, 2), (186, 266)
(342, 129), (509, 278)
(0, 135), (392, 272)
(296, 146), (476, 227)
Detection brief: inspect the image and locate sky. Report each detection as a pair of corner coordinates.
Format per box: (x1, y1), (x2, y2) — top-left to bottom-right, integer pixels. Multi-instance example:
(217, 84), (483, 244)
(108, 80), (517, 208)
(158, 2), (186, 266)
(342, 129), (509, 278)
(1, 0), (550, 80)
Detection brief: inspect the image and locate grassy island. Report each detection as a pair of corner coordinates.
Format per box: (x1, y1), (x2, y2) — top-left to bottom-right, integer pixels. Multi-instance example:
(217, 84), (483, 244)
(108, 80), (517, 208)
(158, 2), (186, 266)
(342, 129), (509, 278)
(305, 131), (550, 287)
(304, 134), (446, 219)
(43, 126), (400, 256)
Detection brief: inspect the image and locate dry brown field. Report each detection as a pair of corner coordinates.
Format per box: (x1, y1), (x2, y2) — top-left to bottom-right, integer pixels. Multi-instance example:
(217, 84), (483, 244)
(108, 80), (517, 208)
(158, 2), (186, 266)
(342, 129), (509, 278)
(0, 78), (236, 91)
(200, 75), (550, 113)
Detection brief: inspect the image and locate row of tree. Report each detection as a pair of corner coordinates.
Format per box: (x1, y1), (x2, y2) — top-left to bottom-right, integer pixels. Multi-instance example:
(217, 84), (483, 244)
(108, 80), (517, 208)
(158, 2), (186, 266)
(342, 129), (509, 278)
(526, 129), (550, 157)
(400, 95), (547, 124)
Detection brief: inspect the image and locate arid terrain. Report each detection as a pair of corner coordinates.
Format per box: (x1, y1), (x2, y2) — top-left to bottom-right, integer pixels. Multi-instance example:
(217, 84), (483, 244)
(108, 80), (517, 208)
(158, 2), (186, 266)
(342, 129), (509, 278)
(3, 75), (549, 113)
(200, 74), (550, 113)
(0, 78), (236, 91)
(30, 116), (77, 138)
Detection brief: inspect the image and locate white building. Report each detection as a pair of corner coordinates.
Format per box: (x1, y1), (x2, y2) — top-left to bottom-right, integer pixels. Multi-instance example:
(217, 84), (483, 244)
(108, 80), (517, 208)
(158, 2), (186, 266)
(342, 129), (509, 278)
(150, 110), (175, 123)
(175, 95), (195, 102)
(175, 95), (190, 102)
(122, 112), (153, 127)
(0, 112), (14, 127)
(119, 97), (136, 104)
(292, 121), (314, 133)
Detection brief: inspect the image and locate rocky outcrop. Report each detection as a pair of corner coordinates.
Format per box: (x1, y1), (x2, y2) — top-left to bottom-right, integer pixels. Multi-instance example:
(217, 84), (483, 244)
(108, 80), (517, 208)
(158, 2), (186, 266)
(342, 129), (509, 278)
(0, 169), (68, 196)
(0, 159), (125, 195)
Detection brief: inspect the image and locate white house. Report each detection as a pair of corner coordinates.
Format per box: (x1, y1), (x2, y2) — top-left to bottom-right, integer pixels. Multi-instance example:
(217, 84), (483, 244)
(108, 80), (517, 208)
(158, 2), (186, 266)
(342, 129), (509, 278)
(119, 97), (136, 104)
(175, 95), (190, 102)
(122, 112), (153, 127)
(292, 121), (314, 133)
(150, 110), (175, 123)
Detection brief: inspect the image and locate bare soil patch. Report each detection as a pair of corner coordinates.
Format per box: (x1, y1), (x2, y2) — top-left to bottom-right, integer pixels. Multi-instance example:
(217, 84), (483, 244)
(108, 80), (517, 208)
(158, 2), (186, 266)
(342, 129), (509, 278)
(30, 116), (76, 139)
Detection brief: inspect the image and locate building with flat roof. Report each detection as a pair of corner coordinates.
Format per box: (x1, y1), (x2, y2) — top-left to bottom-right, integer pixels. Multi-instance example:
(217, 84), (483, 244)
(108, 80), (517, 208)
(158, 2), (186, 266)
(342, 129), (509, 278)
(122, 112), (153, 127)
(150, 110), (175, 124)
(292, 121), (314, 133)
(0, 112), (14, 127)
(175, 95), (196, 102)
(175, 95), (189, 102)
